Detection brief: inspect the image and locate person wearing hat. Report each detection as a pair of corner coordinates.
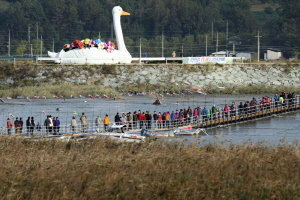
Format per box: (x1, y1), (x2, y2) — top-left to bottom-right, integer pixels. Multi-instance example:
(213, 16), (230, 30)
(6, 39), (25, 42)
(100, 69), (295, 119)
(7, 118), (12, 135)
(71, 116), (77, 133)
(80, 113), (88, 133)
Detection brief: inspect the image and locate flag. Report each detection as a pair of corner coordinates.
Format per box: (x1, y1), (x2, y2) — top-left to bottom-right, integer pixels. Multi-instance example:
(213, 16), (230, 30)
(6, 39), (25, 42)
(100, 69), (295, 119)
(194, 88), (207, 95)
(42, 111), (46, 115)
(9, 114), (16, 119)
(74, 111), (79, 115)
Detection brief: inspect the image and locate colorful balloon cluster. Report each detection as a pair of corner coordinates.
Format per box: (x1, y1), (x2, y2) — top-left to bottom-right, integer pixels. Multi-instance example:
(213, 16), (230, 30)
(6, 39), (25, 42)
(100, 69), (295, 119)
(63, 38), (116, 53)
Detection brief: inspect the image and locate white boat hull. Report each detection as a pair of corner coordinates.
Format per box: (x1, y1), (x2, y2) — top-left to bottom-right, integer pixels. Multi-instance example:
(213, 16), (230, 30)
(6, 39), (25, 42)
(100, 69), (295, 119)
(48, 48), (132, 64)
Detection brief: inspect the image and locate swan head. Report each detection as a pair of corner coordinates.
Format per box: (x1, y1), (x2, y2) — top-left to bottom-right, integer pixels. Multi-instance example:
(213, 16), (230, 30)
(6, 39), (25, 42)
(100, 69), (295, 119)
(112, 6), (130, 16)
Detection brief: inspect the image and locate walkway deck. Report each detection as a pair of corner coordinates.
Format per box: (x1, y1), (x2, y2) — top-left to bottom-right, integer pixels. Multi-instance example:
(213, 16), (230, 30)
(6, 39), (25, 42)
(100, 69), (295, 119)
(199, 104), (300, 129)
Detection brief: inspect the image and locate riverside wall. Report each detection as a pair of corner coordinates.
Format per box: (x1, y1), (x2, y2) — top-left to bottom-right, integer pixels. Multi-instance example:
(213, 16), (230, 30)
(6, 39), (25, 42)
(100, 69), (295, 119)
(3, 63), (300, 88)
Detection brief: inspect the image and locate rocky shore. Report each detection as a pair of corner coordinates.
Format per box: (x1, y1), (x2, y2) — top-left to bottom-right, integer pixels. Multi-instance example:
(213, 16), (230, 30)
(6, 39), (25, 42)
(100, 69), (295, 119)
(1, 63), (300, 90)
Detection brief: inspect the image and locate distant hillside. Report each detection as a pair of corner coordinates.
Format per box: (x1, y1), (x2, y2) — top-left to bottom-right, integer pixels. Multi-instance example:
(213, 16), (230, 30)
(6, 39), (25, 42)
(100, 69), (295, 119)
(0, 0), (299, 58)
(0, 0), (9, 12)
(250, 3), (279, 11)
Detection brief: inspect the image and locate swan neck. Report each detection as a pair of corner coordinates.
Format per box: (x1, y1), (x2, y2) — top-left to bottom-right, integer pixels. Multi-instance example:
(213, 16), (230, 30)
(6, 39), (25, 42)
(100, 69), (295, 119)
(114, 15), (128, 52)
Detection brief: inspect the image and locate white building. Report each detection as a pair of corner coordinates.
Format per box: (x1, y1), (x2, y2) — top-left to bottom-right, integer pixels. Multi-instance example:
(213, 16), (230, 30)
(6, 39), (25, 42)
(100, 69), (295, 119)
(236, 52), (258, 60)
(210, 51), (232, 57)
(266, 49), (282, 60)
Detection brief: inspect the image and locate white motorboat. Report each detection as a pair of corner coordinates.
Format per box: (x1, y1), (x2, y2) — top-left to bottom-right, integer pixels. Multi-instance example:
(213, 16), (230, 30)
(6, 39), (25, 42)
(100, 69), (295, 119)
(91, 124), (145, 142)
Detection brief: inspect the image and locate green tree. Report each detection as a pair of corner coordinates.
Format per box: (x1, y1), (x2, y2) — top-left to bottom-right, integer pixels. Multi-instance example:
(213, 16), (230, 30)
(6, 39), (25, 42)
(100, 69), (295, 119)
(32, 39), (46, 56)
(277, 0), (300, 47)
(221, 0), (256, 33)
(16, 40), (28, 56)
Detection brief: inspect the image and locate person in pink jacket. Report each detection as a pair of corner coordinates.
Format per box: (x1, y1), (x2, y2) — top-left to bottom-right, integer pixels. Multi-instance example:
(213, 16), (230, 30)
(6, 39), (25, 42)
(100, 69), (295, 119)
(193, 108), (198, 122)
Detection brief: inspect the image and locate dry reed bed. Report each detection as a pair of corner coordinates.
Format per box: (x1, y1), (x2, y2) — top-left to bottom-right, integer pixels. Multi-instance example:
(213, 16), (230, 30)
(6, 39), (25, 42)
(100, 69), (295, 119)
(0, 84), (119, 99)
(1, 138), (300, 199)
(0, 84), (299, 99)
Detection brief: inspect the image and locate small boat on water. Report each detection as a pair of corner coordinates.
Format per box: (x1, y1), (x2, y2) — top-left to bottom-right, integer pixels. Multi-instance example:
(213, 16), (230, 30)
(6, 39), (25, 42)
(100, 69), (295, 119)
(79, 95), (85, 98)
(71, 95), (77, 99)
(17, 96), (24, 99)
(7, 97), (12, 100)
(0, 98), (5, 103)
(91, 124), (145, 142)
(26, 97), (32, 102)
(174, 128), (208, 136)
(141, 129), (176, 137)
(34, 96), (40, 99)
(153, 99), (162, 105)
(89, 95), (95, 99)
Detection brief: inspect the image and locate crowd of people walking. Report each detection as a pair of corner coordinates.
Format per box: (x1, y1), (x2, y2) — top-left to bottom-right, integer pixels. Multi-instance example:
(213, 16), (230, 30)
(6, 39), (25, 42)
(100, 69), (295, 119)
(5, 92), (298, 135)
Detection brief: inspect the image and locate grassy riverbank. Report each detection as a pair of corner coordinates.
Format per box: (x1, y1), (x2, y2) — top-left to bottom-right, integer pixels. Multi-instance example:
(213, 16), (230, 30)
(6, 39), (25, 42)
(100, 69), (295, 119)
(0, 84), (119, 98)
(0, 84), (299, 99)
(1, 138), (300, 199)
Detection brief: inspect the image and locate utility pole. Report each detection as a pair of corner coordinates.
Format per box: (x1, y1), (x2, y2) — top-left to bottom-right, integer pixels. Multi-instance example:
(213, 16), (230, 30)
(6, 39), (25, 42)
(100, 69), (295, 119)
(28, 25), (31, 55)
(36, 23), (38, 39)
(40, 35), (43, 57)
(233, 43), (235, 55)
(216, 32), (219, 53)
(162, 32), (164, 57)
(52, 38), (54, 52)
(211, 21), (214, 44)
(99, 32), (101, 40)
(139, 35), (142, 64)
(205, 35), (207, 56)
(30, 44), (33, 57)
(8, 31), (10, 57)
(226, 21), (228, 51)
(255, 31), (262, 62)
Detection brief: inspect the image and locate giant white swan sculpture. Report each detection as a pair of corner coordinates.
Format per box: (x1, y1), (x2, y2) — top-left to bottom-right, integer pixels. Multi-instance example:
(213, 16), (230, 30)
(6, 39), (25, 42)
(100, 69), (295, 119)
(48, 6), (132, 64)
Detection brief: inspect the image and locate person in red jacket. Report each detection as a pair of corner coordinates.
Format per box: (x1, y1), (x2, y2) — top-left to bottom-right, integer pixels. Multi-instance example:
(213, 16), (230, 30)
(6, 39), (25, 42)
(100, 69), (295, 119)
(137, 110), (144, 129)
(7, 118), (12, 135)
(157, 113), (163, 129)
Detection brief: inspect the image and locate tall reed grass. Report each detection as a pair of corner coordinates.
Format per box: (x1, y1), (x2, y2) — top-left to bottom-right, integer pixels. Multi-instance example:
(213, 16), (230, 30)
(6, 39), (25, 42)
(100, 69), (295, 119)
(1, 84), (298, 99)
(0, 84), (119, 98)
(0, 138), (300, 199)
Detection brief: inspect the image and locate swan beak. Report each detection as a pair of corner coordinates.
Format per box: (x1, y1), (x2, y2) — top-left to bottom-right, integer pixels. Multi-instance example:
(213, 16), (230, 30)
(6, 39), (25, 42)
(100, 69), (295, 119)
(121, 11), (130, 16)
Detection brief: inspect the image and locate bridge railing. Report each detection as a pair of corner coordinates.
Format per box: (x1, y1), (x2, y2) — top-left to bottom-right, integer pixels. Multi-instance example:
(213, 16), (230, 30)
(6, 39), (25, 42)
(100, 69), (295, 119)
(0, 97), (299, 136)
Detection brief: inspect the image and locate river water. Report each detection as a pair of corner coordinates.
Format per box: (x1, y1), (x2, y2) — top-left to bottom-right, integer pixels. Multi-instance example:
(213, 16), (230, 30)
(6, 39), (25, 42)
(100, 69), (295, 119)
(1, 94), (299, 145)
